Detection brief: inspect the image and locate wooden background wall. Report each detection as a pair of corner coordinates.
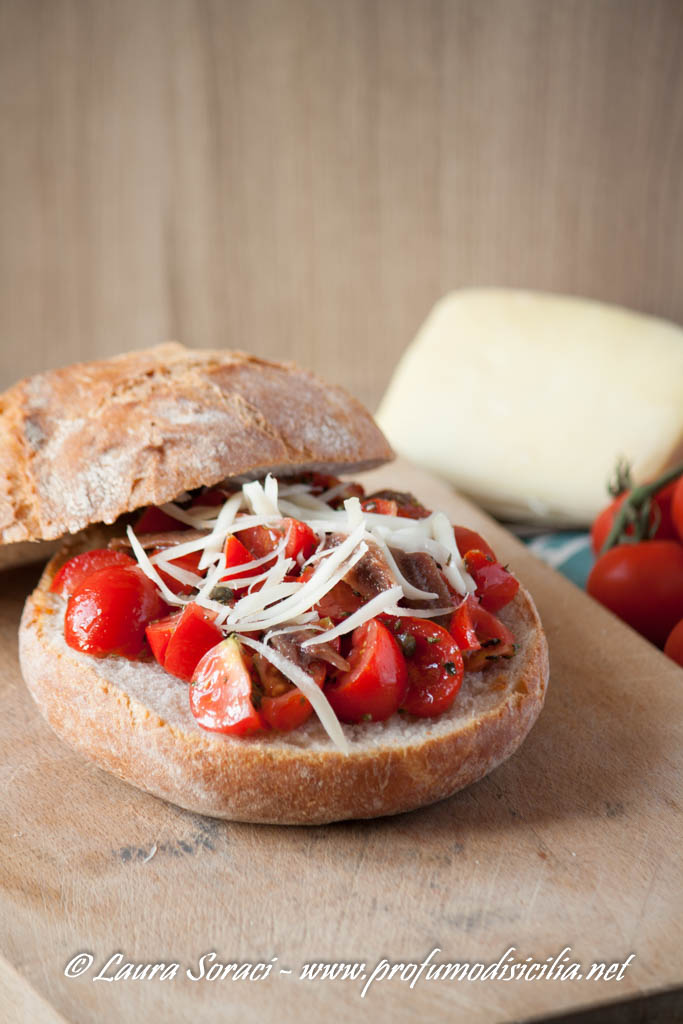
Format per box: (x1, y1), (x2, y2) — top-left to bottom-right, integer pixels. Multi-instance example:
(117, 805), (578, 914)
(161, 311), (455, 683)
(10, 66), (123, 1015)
(1, 0), (682, 410)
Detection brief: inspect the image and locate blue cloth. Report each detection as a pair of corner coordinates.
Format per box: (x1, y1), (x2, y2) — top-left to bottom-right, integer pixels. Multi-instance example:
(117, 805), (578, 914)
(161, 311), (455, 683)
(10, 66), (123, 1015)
(522, 531), (593, 590)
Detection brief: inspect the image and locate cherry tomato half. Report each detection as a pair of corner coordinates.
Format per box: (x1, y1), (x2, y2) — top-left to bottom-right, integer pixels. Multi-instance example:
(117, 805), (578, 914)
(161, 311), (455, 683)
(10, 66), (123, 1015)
(153, 603), (224, 682)
(190, 637), (266, 735)
(385, 617), (463, 717)
(238, 518), (318, 567)
(450, 596), (516, 670)
(453, 526), (496, 561)
(325, 619), (407, 723)
(587, 541), (683, 648)
(50, 549), (136, 598)
(463, 549), (519, 613)
(664, 619), (683, 669)
(255, 657), (326, 732)
(65, 566), (168, 659)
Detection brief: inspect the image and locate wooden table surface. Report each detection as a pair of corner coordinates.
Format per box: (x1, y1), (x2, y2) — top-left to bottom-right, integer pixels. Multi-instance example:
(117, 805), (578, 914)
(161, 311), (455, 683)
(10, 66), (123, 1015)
(2, 0), (683, 411)
(1, 461), (681, 1024)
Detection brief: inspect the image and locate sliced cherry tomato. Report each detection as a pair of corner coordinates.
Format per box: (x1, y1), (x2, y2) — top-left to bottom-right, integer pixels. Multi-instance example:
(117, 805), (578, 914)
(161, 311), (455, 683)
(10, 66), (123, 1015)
(238, 518), (317, 567)
(220, 534), (255, 589)
(50, 549), (136, 597)
(135, 506), (188, 534)
(256, 658), (326, 731)
(383, 616), (463, 717)
(448, 596), (482, 654)
(152, 548), (203, 596)
(145, 611), (181, 665)
(162, 603), (224, 682)
(361, 498), (399, 517)
(664, 618), (683, 668)
(587, 541), (683, 648)
(325, 619), (407, 723)
(65, 566), (168, 659)
(449, 596), (515, 670)
(591, 483), (679, 555)
(190, 637), (266, 735)
(283, 518), (318, 562)
(464, 549), (519, 612)
(453, 525), (496, 561)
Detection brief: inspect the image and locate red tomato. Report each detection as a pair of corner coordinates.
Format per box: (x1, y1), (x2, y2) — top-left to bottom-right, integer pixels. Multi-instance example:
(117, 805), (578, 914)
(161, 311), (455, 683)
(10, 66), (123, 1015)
(238, 518), (317, 566)
(145, 611), (181, 665)
(450, 597), (515, 670)
(221, 534), (255, 588)
(135, 506), (188, 534)
(256, 659), (326, 732)
(190, 637), (266, 735)
(65, 566), (168, 659)
(463, 549), (519, 612)
(361, 498), (399, 516)
(664, 619), (683, 668)
(591, 483), (679, 555)
(283, 519), (318, 562)
(161, 603), (224, 682)
(325, 619), (407, 723)
(453, 526), (496, 561)
(386, 617), (463, 717)
(587, 541), (683, 648)
(448, 596), (482, 654)
(152, 549), (203, 596)
(673, 477), (683, 544)
(50, 549), (136, 597)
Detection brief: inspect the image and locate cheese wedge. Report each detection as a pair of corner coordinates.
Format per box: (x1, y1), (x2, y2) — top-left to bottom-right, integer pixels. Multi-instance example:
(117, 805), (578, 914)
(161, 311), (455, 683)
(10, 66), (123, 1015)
(377, 289), (683, 526)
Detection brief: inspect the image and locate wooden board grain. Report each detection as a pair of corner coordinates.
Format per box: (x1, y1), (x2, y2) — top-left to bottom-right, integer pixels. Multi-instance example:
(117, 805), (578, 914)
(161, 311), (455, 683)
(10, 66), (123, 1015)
(1, 460), (682, 1024)
(1, 0), (683, 411)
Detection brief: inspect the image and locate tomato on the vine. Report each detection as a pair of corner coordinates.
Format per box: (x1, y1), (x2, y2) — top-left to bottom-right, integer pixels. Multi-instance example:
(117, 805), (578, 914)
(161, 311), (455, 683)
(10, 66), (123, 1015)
(591, 483), (679, 555)
(587, 541), (683, 648)
(672, 476), (683, 544)
(664, 619), (683, 668)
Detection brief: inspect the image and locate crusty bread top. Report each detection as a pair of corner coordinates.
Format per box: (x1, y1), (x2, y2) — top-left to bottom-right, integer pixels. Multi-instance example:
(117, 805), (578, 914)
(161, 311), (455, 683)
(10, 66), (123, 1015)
(0, 343), (393, 544)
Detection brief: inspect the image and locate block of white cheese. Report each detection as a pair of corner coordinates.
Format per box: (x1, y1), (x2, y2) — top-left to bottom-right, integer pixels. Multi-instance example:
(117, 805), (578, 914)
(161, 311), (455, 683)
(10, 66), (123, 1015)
(377, 289), (683, 526)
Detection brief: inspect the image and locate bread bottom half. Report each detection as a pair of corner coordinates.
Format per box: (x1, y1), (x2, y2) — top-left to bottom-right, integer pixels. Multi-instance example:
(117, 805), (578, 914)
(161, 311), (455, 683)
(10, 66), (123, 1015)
(19, 548), (549, 825)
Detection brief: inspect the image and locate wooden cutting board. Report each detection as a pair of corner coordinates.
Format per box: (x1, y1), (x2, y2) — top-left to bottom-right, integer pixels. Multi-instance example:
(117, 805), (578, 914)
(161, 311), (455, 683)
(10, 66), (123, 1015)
(1, 460), (681, 1024)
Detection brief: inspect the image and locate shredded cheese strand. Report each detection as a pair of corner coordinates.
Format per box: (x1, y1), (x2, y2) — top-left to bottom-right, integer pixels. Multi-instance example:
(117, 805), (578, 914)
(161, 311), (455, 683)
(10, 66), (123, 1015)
(237, 635), (349, 754)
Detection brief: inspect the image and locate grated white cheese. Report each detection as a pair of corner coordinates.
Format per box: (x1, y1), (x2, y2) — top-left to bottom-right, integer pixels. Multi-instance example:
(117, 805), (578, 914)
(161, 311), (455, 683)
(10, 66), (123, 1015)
(125, 476), (485, 741)
(238, 634), (349, 754)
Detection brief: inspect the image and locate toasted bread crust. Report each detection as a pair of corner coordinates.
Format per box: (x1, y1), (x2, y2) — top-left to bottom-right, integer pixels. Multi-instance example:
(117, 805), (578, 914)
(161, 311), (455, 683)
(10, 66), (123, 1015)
(0, 344), (393, 545)
(19, 544), (549, 825)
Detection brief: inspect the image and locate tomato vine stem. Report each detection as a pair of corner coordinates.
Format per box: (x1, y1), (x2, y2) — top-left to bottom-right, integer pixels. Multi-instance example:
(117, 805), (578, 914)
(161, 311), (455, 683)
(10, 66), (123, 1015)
(600, 461), (683, 554)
